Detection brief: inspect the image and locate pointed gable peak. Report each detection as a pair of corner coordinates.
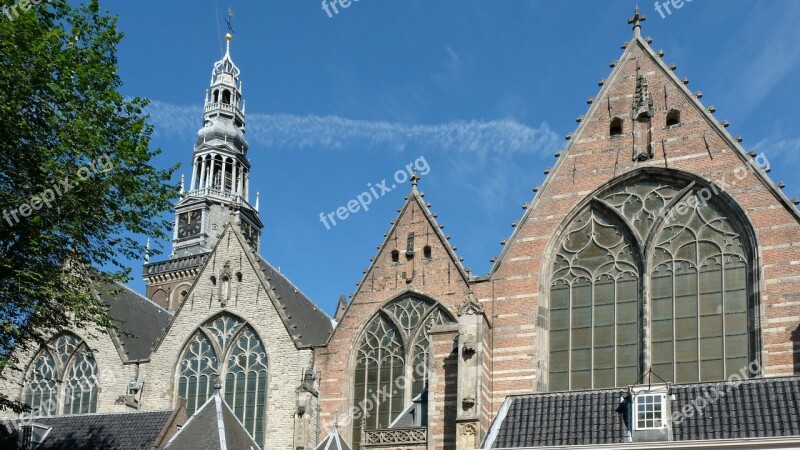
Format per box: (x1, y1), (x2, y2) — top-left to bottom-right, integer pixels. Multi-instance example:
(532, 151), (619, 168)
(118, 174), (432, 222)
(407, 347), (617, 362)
(350, 181), (470, 297)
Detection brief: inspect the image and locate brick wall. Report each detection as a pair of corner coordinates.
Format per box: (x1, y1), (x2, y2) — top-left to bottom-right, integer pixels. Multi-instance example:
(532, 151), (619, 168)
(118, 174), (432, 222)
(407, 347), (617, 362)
(315, 192), (471, 445)
(481, 37), (800, 416)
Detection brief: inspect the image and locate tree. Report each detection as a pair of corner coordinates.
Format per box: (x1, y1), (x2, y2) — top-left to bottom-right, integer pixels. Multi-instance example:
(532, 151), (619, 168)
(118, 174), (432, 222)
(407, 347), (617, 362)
(0, 0), (177, 411)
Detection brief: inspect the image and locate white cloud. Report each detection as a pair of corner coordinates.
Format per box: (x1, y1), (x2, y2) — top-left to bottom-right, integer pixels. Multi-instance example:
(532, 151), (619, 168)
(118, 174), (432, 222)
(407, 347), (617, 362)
(754, 137), (800, 165)
(146, 101), (559, 158)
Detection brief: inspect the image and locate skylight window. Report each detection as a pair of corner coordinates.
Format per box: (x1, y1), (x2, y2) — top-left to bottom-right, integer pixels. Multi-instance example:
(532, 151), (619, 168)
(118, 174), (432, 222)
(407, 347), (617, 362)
(634, 394), (666, 430)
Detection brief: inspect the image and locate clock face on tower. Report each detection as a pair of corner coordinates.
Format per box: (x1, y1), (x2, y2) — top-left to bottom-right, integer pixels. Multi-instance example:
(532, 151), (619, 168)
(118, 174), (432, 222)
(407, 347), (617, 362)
(177, 210), (202, 238)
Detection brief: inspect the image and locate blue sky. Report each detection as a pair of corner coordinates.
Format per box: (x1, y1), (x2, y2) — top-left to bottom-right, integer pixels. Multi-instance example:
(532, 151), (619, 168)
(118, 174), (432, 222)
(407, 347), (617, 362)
(106, 1), (800, 316)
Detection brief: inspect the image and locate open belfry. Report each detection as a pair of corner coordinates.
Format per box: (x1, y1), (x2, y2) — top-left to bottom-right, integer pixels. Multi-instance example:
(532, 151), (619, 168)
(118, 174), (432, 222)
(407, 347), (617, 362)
(2, 8), (800, 450)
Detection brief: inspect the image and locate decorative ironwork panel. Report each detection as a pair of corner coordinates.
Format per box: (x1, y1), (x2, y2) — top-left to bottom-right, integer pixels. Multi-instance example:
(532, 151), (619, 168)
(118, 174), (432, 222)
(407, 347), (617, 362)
(363, 427), (427, 446)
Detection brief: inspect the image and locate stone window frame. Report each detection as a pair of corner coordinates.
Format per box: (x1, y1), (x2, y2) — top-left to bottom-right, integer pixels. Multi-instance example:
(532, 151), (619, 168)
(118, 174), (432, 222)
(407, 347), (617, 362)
(349, 292), (456, 448)
(543, 167), (762, 391)
(21, 333), (99, 416)
(175, 312), (268, 445)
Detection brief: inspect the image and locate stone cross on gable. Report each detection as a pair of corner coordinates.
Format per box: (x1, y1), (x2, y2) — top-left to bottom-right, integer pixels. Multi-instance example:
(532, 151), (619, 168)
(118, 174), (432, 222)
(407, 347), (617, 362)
(628, 6), (646, 38)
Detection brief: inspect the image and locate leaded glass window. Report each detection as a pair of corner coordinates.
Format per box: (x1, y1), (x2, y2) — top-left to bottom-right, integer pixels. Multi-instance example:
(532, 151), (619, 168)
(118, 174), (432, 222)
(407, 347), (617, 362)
(177, 314), (267, 445)
(548, 175), (757, 390)
(352, 296), (455, 448)
(651, 187), (750, 382)
(23, 334), (99, 416)
(549, 208), (640, 390)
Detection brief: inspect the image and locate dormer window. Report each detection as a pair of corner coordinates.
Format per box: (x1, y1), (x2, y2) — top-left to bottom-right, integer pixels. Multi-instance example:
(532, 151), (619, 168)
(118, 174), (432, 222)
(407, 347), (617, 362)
(666, 109), (681, 127)
(610, 117), (623, 137)
(634, 393), (667, 430)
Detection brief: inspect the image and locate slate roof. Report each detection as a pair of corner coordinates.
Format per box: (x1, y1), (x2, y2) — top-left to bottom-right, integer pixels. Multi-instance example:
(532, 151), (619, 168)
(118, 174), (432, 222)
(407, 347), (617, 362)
(164, 394), (260, 450)
(98, 283), (173, 362)
(255, 255), (333, 348)
(0, 410), (173, 450)
(485, 377), (800, 448)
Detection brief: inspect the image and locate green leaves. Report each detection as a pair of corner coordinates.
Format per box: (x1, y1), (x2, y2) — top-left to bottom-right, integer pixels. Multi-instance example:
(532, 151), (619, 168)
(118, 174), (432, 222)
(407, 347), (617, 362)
(0, 0), (177, 411)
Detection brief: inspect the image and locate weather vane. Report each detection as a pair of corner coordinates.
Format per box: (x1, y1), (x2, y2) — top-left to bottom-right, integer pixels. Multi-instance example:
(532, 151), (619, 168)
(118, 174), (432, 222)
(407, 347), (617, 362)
(225, 7), (235, 36)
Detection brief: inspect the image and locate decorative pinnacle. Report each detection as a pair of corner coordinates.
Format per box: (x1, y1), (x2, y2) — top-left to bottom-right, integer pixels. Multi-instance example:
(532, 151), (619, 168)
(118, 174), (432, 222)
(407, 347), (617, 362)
(410, 171), (420, 192)
(628, 5), (646, 38)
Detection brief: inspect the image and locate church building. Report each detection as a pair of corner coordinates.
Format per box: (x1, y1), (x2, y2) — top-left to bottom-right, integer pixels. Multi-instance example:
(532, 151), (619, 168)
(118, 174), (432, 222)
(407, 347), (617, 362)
(2, 9), (800, 450)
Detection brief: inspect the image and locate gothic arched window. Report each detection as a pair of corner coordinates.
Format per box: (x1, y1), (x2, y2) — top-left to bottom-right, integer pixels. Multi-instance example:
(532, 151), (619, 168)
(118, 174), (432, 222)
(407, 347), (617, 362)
(177, 314), (268, 445)
(548, 174), (757, 390)
(352, 295), (455, 448)
(23, 334), (99, 415)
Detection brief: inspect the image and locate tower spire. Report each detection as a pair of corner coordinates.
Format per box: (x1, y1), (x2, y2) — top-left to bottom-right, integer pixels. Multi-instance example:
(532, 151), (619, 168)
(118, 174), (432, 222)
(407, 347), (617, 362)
(167, 15), (262, 258)
(628, 5), (646, 39)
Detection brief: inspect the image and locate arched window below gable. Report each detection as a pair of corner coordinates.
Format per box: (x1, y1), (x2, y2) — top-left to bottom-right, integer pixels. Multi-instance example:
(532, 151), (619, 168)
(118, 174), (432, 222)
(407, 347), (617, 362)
(23, 334), (99, 416)
(176, 314), (268, 445)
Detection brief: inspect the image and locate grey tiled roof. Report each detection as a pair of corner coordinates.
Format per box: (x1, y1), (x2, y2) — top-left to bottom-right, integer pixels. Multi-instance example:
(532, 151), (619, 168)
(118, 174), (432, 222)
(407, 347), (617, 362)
(673, 377), (800, 441)
(0, 410), (172, 450)
(98, 283), (173, 362)
(255, 255), (333, 348)
(487, 377), (800, 448)
(490, 388), (629, 447)
(164, 394), (259, 450)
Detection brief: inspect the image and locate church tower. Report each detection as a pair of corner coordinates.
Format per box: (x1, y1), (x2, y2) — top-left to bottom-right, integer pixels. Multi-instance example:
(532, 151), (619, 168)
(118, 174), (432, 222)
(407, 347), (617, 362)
(143, 32), (263, 310)
(175, 32), (262, 256)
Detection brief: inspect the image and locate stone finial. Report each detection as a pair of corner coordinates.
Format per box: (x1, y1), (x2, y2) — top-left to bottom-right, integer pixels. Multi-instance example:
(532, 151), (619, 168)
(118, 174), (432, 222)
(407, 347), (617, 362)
(410, 170), (420, 192)
(457, 291), (484, 317)
(628, 6), (646, 39)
